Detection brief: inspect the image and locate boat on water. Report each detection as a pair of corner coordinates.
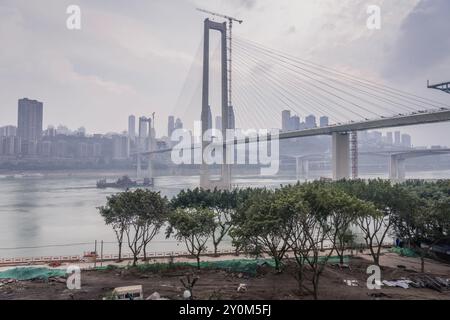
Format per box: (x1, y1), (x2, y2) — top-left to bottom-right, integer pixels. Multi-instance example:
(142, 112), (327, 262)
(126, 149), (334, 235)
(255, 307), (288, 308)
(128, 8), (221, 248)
(96, 175), (153, 189)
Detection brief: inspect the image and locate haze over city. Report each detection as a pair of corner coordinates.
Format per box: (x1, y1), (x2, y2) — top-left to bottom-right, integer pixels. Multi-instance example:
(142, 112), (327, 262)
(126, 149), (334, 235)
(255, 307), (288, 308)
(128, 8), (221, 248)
(1, 0), (449, 146)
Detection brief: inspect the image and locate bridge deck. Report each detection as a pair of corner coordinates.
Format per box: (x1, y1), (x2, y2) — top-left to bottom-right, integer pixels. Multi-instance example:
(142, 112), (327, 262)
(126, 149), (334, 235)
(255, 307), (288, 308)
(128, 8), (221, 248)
(138, 109), (450, 155)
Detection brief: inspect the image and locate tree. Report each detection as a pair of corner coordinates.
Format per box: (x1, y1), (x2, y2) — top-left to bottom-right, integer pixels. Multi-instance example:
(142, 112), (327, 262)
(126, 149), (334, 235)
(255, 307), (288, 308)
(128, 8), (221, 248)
(297, 183), (352, 299)
(230, 188), (292, 272)
(336, 179), (401, 266)
(171, 188), (238, 256)
(99, 189), (168, 266)
(209, 189), (238, 256)
(393, 181), (450, 272)
(323, 184), (378, 265)
(139, 191), (170, 261)
(166, 207), (216, 269)
(98, 193), (128, 262)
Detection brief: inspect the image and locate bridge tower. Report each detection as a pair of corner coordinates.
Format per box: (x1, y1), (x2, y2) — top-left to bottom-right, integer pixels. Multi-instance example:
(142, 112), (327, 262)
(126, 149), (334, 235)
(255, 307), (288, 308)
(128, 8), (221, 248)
(136, 116), (154, 181)
(200, 19), (232, 190)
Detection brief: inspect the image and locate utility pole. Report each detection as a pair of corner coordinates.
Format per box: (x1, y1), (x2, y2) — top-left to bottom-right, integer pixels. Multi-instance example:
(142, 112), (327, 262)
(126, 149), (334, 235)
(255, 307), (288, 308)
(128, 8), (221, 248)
(196, 8), (243, 108)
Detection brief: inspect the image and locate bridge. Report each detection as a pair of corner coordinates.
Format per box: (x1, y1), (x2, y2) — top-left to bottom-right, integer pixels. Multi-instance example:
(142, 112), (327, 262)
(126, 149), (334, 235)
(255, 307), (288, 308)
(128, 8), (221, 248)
(136, 17), (450, 190)
(359, 149), (450, 181)
(285, 149), (450, 182)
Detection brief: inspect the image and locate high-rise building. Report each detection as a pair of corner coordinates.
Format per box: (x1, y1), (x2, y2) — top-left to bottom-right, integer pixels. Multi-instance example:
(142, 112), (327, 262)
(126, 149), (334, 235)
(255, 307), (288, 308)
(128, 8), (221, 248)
(394, 131), (401, 145)
(282, 110), (291, 131)
(386, 132), (393, 145)
(305, 115), (317, 129)
(228, 106), (236, 130)
(128, 115), (136, 141)
(44, 126), (56, 137)
(175, 118), (183, 130)
(139, 117), (148, 139)
(290, 115), (300, 131)
(319, 116), (329, 128)
(17, 98), (43, 142)
(0, 136), (21, 155)
(0, 125), (17, 137)
(168, 116), (175, 137)
(401, 134), (412, 148)
(56, 125), (71, 136)
(112, 135), (130, 160)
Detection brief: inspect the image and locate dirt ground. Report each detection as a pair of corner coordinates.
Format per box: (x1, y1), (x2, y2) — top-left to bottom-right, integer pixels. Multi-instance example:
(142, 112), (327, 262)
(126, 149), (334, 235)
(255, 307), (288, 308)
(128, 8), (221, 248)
(0, 254), (449, 300)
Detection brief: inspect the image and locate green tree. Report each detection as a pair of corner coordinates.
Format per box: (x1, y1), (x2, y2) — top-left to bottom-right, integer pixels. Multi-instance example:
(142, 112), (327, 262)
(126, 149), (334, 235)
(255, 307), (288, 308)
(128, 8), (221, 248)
(171, 188), (238, 256)
(336, 179), (402, 266)
(98, 193), (128, 262)
(166, 207), (216, 269)
(230, 188), (292, 272)
(99, 189), (168, 266)
(393, 181), (450, 272)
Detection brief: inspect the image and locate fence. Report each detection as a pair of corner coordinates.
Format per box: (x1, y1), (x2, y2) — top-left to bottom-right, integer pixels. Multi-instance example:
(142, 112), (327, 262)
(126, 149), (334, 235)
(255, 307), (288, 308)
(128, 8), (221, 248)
(0, 248), (239, 266)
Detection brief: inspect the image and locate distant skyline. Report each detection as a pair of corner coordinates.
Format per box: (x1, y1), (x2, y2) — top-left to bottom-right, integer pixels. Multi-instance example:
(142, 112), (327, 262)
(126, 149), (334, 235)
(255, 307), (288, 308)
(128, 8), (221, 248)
(1, 0), (449, 146)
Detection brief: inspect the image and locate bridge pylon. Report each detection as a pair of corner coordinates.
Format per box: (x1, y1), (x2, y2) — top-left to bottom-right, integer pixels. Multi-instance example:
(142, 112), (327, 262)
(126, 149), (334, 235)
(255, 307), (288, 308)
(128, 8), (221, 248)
(200, 18), (232, 190)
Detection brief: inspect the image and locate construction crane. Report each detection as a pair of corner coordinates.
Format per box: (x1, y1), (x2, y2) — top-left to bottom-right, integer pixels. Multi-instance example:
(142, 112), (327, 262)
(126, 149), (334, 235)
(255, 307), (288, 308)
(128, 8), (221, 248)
(428, 80), (450, 95)
(196, 8), (243, 107)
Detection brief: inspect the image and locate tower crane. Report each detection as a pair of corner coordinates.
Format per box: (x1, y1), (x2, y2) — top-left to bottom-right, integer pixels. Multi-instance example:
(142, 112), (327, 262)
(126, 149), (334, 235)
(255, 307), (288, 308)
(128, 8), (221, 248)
(428, 80), (450, 95)
(196, 8), (243, 107)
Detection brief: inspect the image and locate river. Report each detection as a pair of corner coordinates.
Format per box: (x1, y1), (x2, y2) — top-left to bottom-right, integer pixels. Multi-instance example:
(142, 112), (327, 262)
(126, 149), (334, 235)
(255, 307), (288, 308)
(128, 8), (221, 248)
(1, 170), (449, 258)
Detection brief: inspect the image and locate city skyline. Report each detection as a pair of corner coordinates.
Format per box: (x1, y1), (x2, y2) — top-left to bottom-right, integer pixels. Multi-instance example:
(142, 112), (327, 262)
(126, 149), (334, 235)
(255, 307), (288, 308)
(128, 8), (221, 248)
(0, 1), (449, 146)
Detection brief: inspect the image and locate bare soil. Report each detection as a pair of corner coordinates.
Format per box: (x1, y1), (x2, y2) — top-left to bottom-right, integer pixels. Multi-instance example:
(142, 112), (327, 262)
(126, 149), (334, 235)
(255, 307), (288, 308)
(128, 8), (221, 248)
(0, 255), (449, 300)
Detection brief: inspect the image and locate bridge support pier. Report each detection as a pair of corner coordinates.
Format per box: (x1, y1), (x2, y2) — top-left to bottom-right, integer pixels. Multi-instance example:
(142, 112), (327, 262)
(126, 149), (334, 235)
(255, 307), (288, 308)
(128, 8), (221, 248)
(296, 157), (309, 181)
(332, 132), (350, 180)
(389, 156), (406, 182)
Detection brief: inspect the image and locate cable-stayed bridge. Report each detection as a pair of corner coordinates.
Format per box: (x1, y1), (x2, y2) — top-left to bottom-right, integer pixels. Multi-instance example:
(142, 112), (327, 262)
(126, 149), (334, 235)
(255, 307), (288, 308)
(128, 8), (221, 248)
(137, 18), (450, 190)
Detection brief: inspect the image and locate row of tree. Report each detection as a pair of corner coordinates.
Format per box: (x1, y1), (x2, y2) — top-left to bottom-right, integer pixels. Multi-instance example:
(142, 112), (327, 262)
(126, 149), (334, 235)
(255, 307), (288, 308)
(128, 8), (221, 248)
(98, 179), (449, 299)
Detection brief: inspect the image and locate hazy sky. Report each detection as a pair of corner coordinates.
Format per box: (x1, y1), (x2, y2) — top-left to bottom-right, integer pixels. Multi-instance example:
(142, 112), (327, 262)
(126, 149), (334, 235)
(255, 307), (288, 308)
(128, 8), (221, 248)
(0, 0), (449, 146)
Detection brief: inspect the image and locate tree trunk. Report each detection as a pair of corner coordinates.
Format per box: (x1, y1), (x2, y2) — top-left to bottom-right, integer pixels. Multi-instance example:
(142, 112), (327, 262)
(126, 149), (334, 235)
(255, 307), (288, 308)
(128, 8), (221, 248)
(421, 256), (425, 273)
(143, 245), (147, 262)
(373, 255), (379, 267)
(118, 241), (122, 262)
(196, 256), (201, 270)
(312, 275), (320, 300)
(214, 243), (219, 257)
(274, 257), (281, 273)
(297, 269), (304, 294)
(133, 255), (138, 267)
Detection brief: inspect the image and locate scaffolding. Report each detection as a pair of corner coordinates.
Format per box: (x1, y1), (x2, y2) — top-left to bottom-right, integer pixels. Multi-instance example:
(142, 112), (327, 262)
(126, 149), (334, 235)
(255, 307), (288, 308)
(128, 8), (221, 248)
(351, 131), (358, 179)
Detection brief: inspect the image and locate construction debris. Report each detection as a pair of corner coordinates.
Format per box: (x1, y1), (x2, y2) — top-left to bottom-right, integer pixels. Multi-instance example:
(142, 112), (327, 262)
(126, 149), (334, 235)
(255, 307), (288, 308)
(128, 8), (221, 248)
(409, 275), (450, 292)
(237, 283), (247, 292)
(382, 279), (411, 289)
(146, 292), (161, 300)
(382, 276), (450, 292)
(343, 279), (359, 287)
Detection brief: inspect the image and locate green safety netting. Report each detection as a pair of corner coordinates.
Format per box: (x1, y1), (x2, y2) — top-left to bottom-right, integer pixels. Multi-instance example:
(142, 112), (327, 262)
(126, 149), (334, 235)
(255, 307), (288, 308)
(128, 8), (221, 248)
(389, 246), (419, 258)
(0, 256), (350, 280)
(136, 256), (349, 277)
(0, 267), (66, 281)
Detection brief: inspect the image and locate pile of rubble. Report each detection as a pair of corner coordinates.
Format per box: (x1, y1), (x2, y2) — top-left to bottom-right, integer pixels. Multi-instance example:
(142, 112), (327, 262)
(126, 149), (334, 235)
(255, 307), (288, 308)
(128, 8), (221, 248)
(383, 275), (450, 292)
(0, 279), (18, 288)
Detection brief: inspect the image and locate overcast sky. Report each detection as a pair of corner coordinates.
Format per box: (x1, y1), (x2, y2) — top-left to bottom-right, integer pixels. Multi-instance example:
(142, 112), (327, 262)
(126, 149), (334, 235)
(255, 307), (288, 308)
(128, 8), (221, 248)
(0, 0), (449, 146)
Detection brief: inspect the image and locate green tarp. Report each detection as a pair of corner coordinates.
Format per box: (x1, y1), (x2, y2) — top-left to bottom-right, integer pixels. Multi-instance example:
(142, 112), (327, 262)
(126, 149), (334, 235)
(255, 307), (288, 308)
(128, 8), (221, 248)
(389, 246), (419, 258)
(0, 267), (66, 281)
